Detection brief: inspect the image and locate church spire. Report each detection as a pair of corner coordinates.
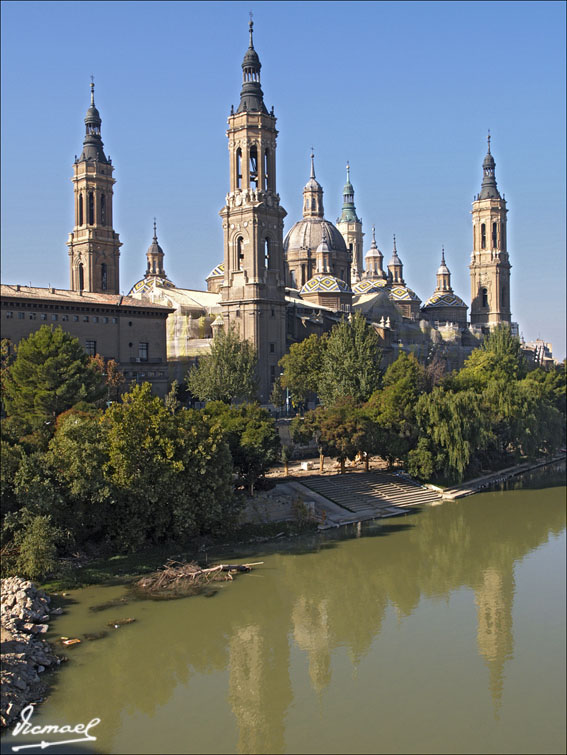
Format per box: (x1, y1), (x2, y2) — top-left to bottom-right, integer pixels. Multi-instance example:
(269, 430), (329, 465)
(478, 130), (501, 200)
(80, 78), (109, 163)
(436, 246), (452, 292)
(237, 17), (268, 114)
(303, 150), (324, 218)
(145, 218), (167, 279)
(338, 161), (360, 223)
(388, 234), (404, 285)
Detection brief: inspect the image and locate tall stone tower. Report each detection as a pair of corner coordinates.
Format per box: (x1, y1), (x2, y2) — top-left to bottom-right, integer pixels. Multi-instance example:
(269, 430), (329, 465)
(469, 135), (511, 329)
(219, 20), (287, 401)
(67, 82), (121, 294)
(336, 163), (364, 283)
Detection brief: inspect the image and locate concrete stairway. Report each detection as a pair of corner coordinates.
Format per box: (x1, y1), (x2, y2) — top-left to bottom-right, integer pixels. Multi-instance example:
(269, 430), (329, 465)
(300, 471), (441, 514)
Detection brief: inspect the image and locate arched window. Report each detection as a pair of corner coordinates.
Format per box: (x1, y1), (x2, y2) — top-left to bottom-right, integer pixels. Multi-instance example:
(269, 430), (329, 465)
(481, 287), (488, 308)
(249, 146), (258, 188)
(492, 222), (497, 248)
(88, 192), (94, 225)
(301, 264), (306, 285)
(481, 223), (486, 249)
(78, 263), (84, 291)
(264, 238), (270, 269)
(236, 237), (244, 270)
(101, 263), (107, 291)
(236, 148), (242, 190)
(264, 149), (269, 191)
(101, 194), (106, 225)
(78, 194), (84, 225)
(501, 285), (507, 307)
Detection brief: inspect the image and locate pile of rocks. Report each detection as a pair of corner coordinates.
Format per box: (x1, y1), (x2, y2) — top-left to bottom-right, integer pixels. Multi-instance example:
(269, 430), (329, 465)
(1, 577), (61, 729)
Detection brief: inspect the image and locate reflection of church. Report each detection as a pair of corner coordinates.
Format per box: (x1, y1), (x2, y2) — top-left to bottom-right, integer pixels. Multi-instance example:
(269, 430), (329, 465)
(128, 21), (515, 400)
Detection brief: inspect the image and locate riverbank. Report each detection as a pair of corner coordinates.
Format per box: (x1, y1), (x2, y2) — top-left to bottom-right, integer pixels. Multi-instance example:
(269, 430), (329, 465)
(0, 578), (62, 729)
(440, 452), (566, 500)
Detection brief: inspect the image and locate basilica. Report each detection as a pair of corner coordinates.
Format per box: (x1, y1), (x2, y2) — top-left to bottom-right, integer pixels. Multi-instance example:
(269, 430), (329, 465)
(127, 20), (514, 400)
(1, 21), (519, 403)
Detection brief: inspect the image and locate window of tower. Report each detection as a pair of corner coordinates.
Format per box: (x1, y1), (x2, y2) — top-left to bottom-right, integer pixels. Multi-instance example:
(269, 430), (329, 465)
(79, 263), (84, 291)
(237, 237), (244, 270)
(101, 263), (107, 291)
(301, 264), (306, 285)
(481, 287), (488, 308)
(236, 148), (242, 190)
(101, 194), (106, 225)
(501, 285), (507, 307)
(249, 146), (258, 188)
(79, 194), (84, 225)
(264, 238), (270, 269)
(264, 149), (269, 191)
(492, 222), (497, 247)
(88, 193), (94, 225)
(481, 224), (486, 249)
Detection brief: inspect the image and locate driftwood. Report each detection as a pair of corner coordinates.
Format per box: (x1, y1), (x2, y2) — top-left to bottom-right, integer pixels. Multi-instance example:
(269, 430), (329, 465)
(135, 560), (263, 594)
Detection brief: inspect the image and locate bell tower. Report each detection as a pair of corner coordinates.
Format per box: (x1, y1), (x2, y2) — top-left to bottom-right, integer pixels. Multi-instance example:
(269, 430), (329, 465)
(336, 163), (364, 283)
(219, 19), (287, 401)
(469, 134), (511, 329)
(67, 81), (121, 294)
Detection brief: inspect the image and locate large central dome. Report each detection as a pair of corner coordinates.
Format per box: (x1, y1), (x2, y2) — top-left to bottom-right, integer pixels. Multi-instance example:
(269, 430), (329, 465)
(284, 217), (347, 255)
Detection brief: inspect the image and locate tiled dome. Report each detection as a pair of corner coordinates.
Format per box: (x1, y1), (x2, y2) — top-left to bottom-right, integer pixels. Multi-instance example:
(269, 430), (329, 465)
(300, 274), (351, 294)
(128, 277), (175, 296)
(206, 262), (224, 279)
(284, 218), (347, 254)
(352, 278), (389, 295)
(389, 285), (421, 302)
(423, 291), (467, 308)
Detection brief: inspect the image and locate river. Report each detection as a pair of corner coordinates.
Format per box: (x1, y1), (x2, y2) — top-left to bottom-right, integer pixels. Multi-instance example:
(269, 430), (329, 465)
(2, 468), (566, 754)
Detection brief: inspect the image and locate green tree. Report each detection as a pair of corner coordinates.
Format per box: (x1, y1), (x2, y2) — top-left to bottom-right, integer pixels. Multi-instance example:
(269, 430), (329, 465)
(185, 324), (258, 404)
(203, 401), (280, 494)
(451, 324), (526, 390)
(279, 333), (326, 407)
(318, 313), (382, 406)
(2, 326), (105, 432)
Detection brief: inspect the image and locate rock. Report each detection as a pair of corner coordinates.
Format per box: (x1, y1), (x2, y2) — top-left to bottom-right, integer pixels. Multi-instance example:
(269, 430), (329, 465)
(50, 607), (64, 616)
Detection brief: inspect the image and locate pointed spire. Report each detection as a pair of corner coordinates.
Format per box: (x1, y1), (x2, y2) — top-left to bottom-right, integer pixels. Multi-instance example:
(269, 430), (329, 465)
(364, 225), (385, 279)
(80, 79), (108, 163)
(479, 132), (500, 200)
(303, 150), (324, 218)
(436, 246), (452, 292)
(388, 234), (404, 284)
(237, 16), (267, 114)
(338, 161), (360, 223)
(310, 149), (316, 179)
(145, 218), (167, 279)
(153, 217), (158, 241)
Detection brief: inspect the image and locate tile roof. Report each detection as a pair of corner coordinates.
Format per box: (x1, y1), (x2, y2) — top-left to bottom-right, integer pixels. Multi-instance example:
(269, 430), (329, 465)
(0, 284), (173, 311)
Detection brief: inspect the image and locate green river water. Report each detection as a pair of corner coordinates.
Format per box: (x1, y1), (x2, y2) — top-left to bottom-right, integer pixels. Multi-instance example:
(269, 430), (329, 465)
(2, 469), (566, 755)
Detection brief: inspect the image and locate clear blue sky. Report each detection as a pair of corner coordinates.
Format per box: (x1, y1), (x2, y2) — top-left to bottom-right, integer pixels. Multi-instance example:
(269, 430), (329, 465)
(2, 0), (566, 358)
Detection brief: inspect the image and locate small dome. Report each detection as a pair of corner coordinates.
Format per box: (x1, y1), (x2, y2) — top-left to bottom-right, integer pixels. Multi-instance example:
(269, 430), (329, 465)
(147, 238), (164, 257)
(300, 274), (351, 294)
(84, 105), (101, 123)
(423, 292), (467, 309)
(242, 46), (261, 69)
(128, 277), (175, 296)
(206, 262), (225, 279)
(352, 278), (389, 295)
(389, 285), (421, 302)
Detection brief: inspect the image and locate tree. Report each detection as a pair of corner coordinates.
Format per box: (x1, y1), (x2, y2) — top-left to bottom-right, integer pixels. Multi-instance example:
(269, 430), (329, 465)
(203, 401), (280, 494)
(318, 313), (382, 406)
(451, 324), (526, 390)
(364, 352), (428, 467)
(2, 326), (105, 431)
(185, 324), (258, 404)
(269, 376), (286, 412)
(279, 334), (326, 407)
(89, 354), (125, 404)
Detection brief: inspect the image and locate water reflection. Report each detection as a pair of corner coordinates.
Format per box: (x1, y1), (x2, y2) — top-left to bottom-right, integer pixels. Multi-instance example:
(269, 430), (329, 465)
(5, 477), (565, 755)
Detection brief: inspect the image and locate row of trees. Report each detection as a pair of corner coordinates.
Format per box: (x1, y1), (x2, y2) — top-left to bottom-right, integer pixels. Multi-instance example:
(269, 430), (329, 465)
(287, 321), (565, 483)
(1, 327), (281, 578)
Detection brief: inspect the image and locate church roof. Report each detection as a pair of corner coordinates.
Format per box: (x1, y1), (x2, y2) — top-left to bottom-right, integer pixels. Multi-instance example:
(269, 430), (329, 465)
(300, 274), (351, 294)
(206, 262), (225, 279)
(389, 285), (421, 302)
(0, 284), (172, 311)
(352, 278), (389, 295)
(128, 277), (176, 296)
(422, 291), (467, 309)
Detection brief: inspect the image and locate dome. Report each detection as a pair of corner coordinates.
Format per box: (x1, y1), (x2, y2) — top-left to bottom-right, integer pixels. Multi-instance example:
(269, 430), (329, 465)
(389, 285), (421, 302)
(242, 46), (261, 69)
(84, 105), (101, 123)
(206, 262), (224, 279)
(422, 292), (467, 309)
(284, 218), (347, 254)
(300, 274), (351, 294)
(128, 277), (175, 296)
(352, 278), (389, 295)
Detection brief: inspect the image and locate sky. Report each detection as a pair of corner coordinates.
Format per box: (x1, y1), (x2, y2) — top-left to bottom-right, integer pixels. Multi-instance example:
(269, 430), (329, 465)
(1, 0), (566, 358)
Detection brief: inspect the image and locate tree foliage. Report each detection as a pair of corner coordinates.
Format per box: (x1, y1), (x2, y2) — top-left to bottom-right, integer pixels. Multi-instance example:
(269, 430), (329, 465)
(185, 324), (258, 404)
(2, 326), (105, 431)
(317, 313), (382, 406)
(279, 333), (326, 406)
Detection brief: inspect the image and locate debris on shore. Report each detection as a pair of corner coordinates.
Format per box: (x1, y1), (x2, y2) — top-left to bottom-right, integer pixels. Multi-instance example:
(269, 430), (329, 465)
(134, 560), (263, 597)
(1, 577), (61, 729)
